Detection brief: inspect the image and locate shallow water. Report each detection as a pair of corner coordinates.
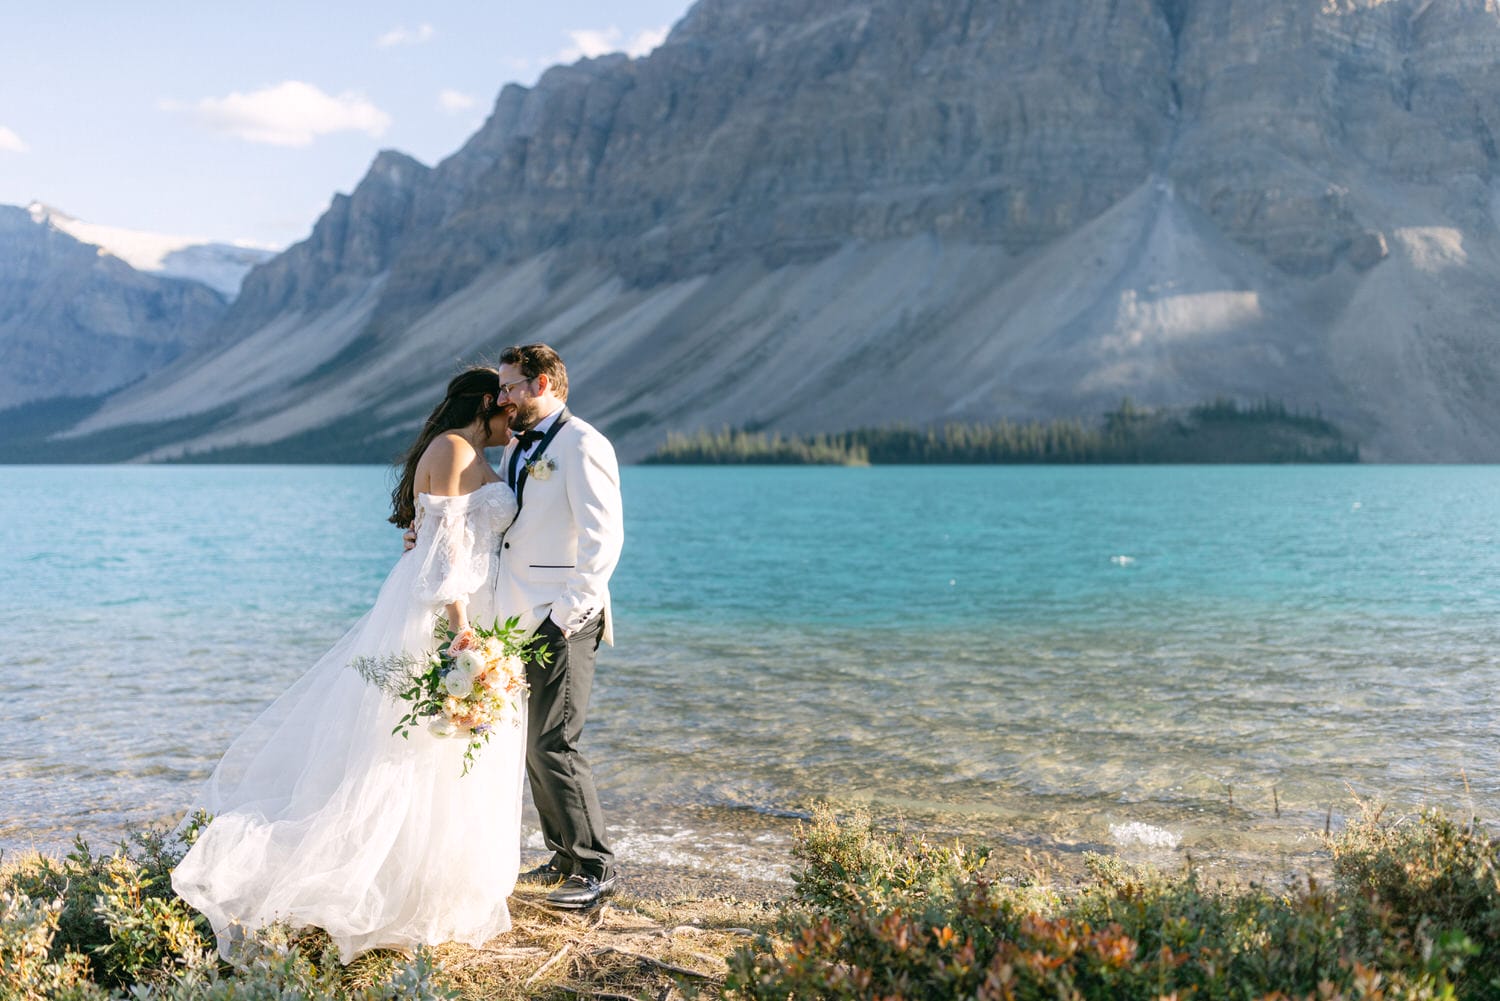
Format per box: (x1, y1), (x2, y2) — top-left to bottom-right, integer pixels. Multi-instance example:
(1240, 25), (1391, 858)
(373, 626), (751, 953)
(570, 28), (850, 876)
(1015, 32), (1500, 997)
(2, 465), (1497, 880)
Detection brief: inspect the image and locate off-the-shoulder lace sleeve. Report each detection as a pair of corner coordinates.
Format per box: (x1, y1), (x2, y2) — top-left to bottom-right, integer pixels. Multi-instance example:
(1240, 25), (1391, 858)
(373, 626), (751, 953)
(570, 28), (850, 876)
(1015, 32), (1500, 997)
(410, 494), (487, 607)
(479, 482), (519, 533)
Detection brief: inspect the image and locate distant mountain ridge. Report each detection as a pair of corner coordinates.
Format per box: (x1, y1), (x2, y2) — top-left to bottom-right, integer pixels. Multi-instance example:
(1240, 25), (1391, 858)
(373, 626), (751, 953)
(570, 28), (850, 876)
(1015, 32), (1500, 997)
(0, 205), (229, 413)
(25, 203), (276, 299)
(23, 0), (1500, 461)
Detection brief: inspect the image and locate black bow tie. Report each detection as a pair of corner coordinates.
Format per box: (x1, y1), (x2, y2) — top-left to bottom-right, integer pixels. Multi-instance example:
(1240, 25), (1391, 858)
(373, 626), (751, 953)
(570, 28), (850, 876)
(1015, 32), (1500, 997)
(515, 428), (545, 448)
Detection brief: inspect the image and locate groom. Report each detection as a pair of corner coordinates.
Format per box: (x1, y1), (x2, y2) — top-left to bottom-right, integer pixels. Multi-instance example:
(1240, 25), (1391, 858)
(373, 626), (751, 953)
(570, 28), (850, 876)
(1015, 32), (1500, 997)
(492, 344), (624, 908)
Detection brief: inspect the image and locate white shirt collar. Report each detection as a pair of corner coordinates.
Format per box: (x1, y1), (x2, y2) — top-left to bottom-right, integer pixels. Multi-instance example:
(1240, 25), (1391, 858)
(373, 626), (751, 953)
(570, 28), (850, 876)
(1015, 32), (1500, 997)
(530, 406), (563, 437)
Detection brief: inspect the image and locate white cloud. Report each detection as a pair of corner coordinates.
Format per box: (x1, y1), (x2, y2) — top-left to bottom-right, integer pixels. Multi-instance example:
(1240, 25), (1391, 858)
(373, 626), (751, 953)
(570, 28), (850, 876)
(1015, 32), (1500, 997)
(0, 125), (29, 153)
(377, 23), (435, 48)
(437, 89), (477, 114)
(161, 81), (391, 147)
(557, 24), (668, 62)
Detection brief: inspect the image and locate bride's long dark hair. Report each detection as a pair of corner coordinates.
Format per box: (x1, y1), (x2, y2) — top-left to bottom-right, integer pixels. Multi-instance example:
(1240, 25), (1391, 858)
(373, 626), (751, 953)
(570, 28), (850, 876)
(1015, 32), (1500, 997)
(389, 366), (504, 528)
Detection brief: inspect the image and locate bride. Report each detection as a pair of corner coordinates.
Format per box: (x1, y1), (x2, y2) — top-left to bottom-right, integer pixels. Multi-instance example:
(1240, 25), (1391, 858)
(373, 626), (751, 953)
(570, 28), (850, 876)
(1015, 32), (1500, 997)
(171, 367), (523, 961)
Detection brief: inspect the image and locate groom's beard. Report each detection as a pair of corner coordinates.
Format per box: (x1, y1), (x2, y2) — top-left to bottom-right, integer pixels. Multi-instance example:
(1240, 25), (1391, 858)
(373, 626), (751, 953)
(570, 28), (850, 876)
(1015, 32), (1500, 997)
(510, 397), (544, 431)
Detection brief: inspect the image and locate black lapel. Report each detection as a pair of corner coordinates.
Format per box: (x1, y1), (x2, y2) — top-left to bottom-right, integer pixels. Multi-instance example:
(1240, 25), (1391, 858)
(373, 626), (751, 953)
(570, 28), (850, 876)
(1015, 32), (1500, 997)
(506, 441), (524, 489)
(514, 407), (572, 510)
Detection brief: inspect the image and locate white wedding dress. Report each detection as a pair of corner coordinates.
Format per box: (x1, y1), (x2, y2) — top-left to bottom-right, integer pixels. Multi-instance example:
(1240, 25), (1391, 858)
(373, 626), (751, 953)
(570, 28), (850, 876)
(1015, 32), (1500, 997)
(172, 482), (522, 962)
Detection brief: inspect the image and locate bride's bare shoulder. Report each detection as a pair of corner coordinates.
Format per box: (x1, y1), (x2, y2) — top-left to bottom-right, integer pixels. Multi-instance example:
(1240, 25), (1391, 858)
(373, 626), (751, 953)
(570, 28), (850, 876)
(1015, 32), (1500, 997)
(423, 431), (477, 460)
(415, 433), (479, 494)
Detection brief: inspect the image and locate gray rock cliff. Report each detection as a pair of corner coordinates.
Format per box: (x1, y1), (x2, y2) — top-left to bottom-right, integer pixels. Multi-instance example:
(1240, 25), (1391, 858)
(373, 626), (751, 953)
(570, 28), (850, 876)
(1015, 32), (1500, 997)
(0, 206), (228, 413)
(50, 0), (1500, 461)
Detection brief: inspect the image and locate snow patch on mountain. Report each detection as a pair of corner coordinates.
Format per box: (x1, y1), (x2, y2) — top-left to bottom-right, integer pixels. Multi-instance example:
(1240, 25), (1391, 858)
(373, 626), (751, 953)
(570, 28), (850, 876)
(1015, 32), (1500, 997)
(26, 202), (278, 298)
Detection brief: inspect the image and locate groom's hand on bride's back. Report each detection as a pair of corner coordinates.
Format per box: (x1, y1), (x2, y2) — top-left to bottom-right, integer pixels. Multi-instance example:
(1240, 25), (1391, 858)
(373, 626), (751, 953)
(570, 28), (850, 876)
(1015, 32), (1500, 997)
(402, 526), (417, 552)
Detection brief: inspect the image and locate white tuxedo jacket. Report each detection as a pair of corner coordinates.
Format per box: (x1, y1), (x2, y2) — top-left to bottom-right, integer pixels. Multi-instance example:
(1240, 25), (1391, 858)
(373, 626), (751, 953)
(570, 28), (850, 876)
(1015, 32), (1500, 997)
(493, 412), (623, 645)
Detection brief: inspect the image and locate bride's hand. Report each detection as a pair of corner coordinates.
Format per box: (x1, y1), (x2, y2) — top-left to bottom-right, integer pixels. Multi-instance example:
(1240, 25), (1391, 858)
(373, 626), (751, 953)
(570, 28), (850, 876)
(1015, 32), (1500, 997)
(402, 526), (417, 552)
(447, 625), (477, 653)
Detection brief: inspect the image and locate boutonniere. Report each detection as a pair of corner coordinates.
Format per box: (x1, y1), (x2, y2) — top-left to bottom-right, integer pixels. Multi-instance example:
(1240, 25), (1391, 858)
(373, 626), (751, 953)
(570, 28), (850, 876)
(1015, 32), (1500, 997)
(525, 457), (557, 481)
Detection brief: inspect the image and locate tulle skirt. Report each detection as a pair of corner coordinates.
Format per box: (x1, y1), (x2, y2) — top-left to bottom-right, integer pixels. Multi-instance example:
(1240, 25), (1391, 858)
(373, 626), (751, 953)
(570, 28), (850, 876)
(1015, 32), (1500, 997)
(171, 553), (523, 962)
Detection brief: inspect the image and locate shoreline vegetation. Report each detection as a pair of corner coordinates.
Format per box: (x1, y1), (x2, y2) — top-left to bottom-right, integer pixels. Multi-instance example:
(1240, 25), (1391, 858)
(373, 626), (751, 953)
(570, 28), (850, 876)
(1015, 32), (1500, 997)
(4, 803), (1496, 999)
(644, 398), (1361, 466)
(0, 397), (1361, 467)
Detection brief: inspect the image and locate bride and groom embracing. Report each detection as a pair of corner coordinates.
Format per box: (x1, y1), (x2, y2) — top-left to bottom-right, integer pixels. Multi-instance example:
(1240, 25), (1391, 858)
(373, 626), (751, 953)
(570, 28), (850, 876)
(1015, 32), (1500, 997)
(171, 344), (624, 961)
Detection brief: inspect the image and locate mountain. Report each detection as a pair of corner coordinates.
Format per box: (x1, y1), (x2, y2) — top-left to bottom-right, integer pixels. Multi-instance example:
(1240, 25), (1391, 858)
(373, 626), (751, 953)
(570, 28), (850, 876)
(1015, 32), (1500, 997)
(44, 0), (1500, 462)
(0, 205), (229, 414)
(27, 203), (278, 299)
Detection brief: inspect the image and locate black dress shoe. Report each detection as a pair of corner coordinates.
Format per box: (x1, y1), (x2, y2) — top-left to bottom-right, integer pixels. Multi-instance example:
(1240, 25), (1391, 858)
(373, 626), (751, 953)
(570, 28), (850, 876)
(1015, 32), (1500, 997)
(517, 861), (570, 886)
(545, 872), (617, 909)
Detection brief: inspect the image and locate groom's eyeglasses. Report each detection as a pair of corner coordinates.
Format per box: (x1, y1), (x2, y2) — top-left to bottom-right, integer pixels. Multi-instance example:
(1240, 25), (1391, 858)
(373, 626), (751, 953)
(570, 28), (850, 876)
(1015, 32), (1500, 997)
(496, 377), (533, 397)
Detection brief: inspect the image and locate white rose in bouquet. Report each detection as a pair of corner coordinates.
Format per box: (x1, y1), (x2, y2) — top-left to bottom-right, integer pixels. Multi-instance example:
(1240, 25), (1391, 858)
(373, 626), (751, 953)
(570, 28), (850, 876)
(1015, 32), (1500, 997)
(427, 717), (458, 738)
(443, 666), (476, 697)
(454, 649), (486, 675)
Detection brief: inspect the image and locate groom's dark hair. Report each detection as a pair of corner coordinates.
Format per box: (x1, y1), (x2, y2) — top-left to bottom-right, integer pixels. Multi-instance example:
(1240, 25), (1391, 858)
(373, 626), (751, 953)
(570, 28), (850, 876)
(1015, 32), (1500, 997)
(499, 343), (569, 400)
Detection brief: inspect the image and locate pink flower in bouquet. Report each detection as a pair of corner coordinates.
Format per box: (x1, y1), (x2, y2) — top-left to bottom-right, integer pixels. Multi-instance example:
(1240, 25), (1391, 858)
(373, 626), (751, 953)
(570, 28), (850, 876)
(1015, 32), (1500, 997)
(447, 629), (479, 654)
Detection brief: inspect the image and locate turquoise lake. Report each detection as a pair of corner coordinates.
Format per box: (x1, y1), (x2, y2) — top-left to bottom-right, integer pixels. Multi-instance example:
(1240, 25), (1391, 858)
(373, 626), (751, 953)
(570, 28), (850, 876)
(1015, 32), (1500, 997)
(2, 465), (1497, 881)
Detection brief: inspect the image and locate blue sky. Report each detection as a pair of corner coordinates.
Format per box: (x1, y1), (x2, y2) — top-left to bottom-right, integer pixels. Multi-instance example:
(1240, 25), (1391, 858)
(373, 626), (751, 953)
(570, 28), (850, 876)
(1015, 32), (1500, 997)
(0, 2), (695, 249)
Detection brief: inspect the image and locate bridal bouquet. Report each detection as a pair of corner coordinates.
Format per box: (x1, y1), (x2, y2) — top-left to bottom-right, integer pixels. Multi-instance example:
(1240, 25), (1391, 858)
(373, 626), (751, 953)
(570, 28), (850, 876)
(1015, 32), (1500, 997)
(352, 617), (537, 775)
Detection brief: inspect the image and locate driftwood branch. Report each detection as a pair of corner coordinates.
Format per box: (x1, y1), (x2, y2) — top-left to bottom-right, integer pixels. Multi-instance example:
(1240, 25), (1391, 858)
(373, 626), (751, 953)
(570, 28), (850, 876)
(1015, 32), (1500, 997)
(472, 945), (546, 959)
(558, 989), (638, 1001)
(525, 943), (574, 985)
(669, 924), (756, 936)
(591, 945), (721, 981)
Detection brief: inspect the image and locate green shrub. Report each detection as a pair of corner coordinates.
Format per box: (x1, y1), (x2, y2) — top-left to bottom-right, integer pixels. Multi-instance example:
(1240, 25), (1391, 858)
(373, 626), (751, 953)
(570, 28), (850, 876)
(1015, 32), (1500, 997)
(0, 818), (212, 989)
(0, 816), (460, 1001)
(729, 805), (1496, 1000)
(90, 852), (207, 985)
(1331, 806), (1500, 995)
(792, 804), (990, 916)
(0, 890), (103, 1001)
(123, 933), (458, 1001)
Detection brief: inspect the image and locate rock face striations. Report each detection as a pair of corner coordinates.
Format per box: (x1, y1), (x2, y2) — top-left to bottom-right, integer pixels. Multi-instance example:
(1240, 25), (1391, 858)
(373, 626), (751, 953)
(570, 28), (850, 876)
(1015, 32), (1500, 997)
(50, 0), (1500, 461)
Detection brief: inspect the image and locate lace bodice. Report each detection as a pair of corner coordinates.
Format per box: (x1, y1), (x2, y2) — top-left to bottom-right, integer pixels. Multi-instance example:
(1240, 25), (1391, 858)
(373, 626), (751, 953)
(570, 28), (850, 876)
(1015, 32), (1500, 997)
(409, 481), (518, 607)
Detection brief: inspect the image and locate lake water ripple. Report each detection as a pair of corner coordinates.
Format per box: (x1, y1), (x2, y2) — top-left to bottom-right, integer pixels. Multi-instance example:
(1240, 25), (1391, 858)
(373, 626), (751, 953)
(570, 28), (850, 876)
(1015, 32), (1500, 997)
(2, 464), (1497, 879)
